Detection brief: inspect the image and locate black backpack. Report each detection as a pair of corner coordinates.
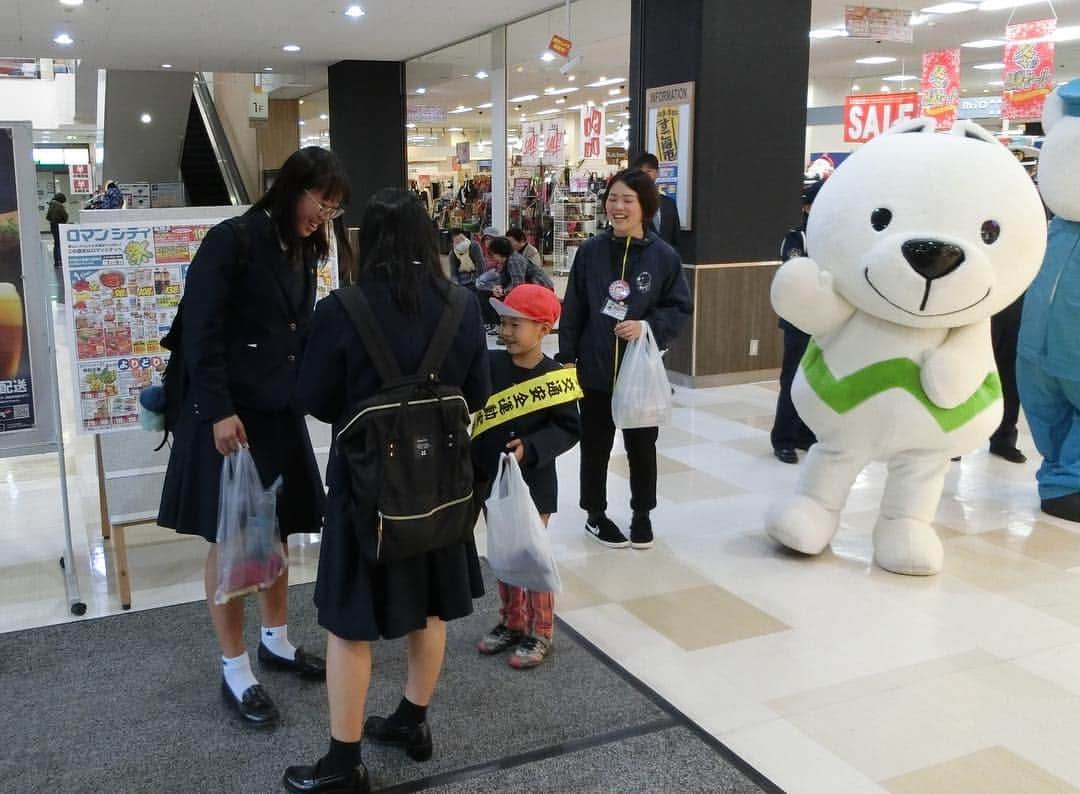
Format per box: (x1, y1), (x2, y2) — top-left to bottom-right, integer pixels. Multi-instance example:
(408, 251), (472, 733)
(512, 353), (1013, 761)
(333, 284), (475, 563)
(156, 218), (249, 450)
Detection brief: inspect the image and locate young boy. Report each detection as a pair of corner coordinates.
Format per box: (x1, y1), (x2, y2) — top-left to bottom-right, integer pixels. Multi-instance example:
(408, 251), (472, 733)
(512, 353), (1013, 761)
(473, 285), (580, 669)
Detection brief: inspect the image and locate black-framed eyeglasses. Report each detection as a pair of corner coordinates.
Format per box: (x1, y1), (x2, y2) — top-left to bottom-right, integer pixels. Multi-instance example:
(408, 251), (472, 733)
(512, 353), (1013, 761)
(305, 190), (345, 220)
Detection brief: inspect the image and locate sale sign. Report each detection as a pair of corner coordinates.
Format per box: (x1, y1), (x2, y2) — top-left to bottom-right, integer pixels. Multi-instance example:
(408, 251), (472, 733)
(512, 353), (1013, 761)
(921, 49), (961, 130)
(843, 92), (920, 143)
(549, 34), (572, 58)
(543, 119), (565, 161)
(580, 106), (605, 160)
(521, 122), (542, 167)
(1003, 18), (1056, 121)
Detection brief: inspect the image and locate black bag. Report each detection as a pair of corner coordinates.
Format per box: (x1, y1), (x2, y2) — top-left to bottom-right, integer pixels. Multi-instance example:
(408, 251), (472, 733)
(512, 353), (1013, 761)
(156, 218), (249, 450)
(333, 284), (474, 562)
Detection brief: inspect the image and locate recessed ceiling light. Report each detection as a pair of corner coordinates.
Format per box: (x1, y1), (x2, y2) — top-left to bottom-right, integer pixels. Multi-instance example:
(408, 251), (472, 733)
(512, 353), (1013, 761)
(978, 0), (1043, 10)
(540, 51), (556, 62)
(852, 83), (861, 91)
(510, 94), (539, 102)
(283, 44), (301, 52)
(161, 64), (173, 69)
(882, 74), (918, 81)
(405, 123), (416, 129)
(264, 67), (274, 71)
(555, 97), (566, 104)
(477, 102), (493, 109)
(809, 28), (849, 39)
(345, 5), (365, 17)
(909, 13), (932, 24)
(415, 87), (426, 95)
(921, 2), (976, 13)
(59, 0), (84, 6)
(856, 56), (897, 65)
(299, 120), (306, 126)
(475, 71), (488, 79)
(447, 127), (464, 132)
(53, 33), (74, 45)
(545, 86), (578, 95)
(516, 66), (525, 73)
(608, 87), (622, 95)
(448, 106), (474, 114)
(962, 39), (1005, 48)
(319, 113), (329, 120)
(587, 77), (627, 88)
(536, 109), (560, 115)
(972, 61), (1006, 70)
(567, 75), (576, 82)
(140, 113), (152, 124)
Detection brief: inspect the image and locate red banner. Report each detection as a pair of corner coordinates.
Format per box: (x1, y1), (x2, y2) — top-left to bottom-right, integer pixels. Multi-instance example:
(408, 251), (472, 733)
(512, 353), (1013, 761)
(843, 92), (920, 143)
(548, 35), (572, 58)
(921, 49), (961, 130)
(1003, 18), (1056, 121)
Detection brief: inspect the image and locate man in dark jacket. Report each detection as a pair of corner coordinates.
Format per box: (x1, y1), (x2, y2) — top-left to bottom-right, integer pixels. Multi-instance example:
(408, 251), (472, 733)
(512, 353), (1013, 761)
(633, 153), (680, 253)
(46, 193), (68, 268)
(770, 179), (822, 464)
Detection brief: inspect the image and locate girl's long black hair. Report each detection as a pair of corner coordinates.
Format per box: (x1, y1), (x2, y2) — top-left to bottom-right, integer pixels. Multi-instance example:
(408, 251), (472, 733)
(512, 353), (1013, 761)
(251, 146), (353, 275)
(354, 187), (445, 314)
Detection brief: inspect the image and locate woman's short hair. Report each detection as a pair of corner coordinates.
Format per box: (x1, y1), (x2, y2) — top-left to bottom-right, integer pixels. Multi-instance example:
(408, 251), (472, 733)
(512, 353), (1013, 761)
(506, 227), (527, 243)
(448, 227), (466, 239)
(604, 168), (660, 229)
(488, 236), (514, 258)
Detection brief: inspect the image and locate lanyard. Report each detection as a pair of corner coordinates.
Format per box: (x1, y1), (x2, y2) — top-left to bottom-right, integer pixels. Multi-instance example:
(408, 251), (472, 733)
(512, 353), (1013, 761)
(613, 235), (632, 383)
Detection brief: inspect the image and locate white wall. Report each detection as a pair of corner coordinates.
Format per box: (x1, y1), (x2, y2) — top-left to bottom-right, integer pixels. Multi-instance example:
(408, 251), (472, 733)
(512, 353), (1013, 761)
(0, 74), (76, 128)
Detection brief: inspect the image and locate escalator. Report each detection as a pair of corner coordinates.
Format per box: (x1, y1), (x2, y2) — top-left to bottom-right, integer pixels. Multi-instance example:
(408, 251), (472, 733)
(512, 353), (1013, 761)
(180, 74), (250, 207)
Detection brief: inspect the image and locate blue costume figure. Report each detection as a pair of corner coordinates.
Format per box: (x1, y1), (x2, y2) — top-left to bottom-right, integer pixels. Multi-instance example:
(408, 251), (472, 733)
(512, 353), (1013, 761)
(1018, 79), (1080, 522)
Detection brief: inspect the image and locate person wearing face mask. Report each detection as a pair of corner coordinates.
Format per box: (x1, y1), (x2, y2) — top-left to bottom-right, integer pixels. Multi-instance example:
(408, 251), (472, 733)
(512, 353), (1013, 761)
(557, 169), (691, 550)
(158, 147), (353, 729)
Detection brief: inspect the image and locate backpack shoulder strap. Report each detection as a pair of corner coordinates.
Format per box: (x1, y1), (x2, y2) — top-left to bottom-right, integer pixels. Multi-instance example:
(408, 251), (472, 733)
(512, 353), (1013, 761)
(333, 286), (404, 383)
(416, 285), (468, 379)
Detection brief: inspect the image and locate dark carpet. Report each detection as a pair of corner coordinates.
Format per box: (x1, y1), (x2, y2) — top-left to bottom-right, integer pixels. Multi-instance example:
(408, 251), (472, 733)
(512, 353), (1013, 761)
(0, 572), (774, 793)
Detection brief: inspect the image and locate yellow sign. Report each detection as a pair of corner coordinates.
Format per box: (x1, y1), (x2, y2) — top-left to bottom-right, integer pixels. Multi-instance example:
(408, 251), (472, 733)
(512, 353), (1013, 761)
(473, 367), (581, 438)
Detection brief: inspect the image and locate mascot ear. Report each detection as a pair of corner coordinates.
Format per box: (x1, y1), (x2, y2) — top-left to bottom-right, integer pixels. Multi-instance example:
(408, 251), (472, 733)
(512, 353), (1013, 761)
(1043, 79), (1080, 133)
(883, 117), (936, 136)
(949, 120), (998, 145)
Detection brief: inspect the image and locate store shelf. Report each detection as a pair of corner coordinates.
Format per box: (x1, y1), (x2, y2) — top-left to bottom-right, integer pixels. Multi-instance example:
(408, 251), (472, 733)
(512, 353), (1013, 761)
(551, 195), (597, 275)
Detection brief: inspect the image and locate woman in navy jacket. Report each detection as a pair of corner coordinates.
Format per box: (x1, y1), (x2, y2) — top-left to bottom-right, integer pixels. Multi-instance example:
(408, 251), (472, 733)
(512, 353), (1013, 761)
(557, 168), (691, 550)
(158, 148), (351, 729)
(284, 189), (490, 794)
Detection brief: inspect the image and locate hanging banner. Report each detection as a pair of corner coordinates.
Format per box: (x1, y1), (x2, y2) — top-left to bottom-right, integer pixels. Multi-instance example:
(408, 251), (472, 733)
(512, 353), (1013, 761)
(0, 131), (35, 432)
(843, 92), (920, 143)
(456, 141), (471, 165)
(407, 105), (447, 124)
(548, 34), (573, 58)
(543, 119), (565, 162)
(845, 6), (914, 43)
(580, 105), (605, 161)
(70, 164), (92, 195)
(1002, 18), (1056, 121)
(921, 48), (961, 130)
(646, 81), (695, 230)
(521, 121), (542, 167)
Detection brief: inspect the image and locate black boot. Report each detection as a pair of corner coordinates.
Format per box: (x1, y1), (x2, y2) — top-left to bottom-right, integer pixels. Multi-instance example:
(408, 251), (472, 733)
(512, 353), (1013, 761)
(1042, 493), (1080, 523)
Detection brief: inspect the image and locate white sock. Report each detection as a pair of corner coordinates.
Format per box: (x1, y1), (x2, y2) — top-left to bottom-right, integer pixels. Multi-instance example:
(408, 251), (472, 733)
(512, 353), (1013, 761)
(222, 652), (259, 700)
(261, 624), (298, 661)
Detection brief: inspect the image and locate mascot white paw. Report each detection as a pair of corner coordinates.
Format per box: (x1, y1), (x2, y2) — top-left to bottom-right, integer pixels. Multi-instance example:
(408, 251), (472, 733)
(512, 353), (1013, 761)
(767, 118), (1048, 576)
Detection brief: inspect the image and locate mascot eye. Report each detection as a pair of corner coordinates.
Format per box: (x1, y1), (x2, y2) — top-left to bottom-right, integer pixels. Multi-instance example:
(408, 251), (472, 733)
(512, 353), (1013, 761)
(870, 208), (892, 232)
(981, 220), (1001, 245)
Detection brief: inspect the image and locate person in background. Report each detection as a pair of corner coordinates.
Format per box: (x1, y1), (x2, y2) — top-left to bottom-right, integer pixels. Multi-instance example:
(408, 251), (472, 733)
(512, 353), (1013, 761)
(285, 188), (490, 794)
(101, 181), (124, 209)
(488, 236), (554, 297)
(481, 225), (502, 268)
(158, 147), (352, 730)
(473, 285), (580, 669)
(507, 227), (543, 270)
(770, 179), (822, 465)
(632, 153), (680, 252)
(45, 194), (68, 300)
(448, 227), (483, 289)
(557, 168), (691, 550)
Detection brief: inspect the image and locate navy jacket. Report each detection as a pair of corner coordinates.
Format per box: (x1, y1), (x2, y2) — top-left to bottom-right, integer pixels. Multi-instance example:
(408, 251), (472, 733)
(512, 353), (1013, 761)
(184, 210), (315, 423)
(298, 272), (491, 496)
(557, 229), (691, 393)
(653, 194), (681, 252)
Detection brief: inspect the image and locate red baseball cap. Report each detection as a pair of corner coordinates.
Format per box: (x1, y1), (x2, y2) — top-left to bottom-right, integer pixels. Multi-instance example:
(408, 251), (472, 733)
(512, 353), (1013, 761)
(490, 284), (561, 326)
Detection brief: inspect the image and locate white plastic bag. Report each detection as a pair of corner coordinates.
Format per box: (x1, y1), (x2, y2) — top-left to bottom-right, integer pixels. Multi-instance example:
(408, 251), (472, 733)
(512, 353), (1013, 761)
(484, 453), (561, 593)
(612, 321), (672, 429)
(214, 449), (286, 605)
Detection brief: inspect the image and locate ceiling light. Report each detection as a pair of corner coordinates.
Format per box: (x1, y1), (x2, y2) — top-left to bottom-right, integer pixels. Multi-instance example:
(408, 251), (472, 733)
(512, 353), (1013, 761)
(447, 127), (463, 132)
(60, 0), (84, 5)
(856, 56), (897, 65)
(988, 80), (1005, 86)
(586, 77), (625, 88)
(545, 86), (578, 95)
(541, 51), (556, 62)
(555, 97), (566, 104)
(516, 66), (524, 73)
(263, 67), (273, 71)
(881, 85), (891, 92)
(283, 44), (301, 52)
(962, 39), (1005, 48)
(415, 87), (426, 95)
(448, 106), (474, 114)
(345, 5), (365, 17)
(477, 102), (493, 109)
(510, 94), (539, 102)
(978, 0), (1043, 9)
(298, 120), (306, 126)
(405, 123), (416, 129)
(852, 84), (861, 91)
(140, 113), (152, 124)
(604, 96), (630, 106)
(921, 2), (976, 13)
(53, 33), (74, 45)
(161, 64), (173, 69)
(299, 99), (304, 104)
(475, 71), (488, 79)
(972, 62), (1005, 70)
(909, 13), (932, 24)
(809, 28), (849, 39)
(567, 75), (576, 82)
(882, 74), (918, 81)
(319, 113), (329, 120)
(536, 109), (560, 115)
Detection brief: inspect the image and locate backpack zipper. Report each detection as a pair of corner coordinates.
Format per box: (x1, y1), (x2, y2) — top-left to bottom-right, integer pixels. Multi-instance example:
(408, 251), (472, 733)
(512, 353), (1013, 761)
(337, 394), (468, 439)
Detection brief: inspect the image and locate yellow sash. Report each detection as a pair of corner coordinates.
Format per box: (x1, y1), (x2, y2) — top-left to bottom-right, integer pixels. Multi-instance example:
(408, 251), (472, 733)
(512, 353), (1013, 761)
(472, 367), (582, 438)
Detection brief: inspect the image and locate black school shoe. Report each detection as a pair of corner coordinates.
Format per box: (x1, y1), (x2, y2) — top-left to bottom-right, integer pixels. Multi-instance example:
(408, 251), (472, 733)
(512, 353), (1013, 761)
(220, 680), (279, 728)
(258, 643), (327, 680)
(1042, 493), (1080, 523)
(630, 513), (654, 550)
(585, 514), (630, 549)
(364, 716), (434, 762)
(774, 448), (798, 465)
(283, 762), (370, 793)
(989, 444), (1027, 464)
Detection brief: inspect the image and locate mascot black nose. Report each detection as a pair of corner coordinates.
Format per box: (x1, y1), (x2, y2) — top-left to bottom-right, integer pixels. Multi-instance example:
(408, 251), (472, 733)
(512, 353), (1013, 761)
(902, 239), (966, 281)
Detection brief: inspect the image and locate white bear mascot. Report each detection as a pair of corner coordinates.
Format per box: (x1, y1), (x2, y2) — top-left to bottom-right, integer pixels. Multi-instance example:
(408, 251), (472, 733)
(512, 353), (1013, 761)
(767, 118), (1047, 576)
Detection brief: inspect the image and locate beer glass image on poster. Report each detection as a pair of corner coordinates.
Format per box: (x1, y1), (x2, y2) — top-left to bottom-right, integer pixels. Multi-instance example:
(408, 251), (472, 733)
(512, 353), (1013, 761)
(646, 82), (694, 231)
(0, 129), (35, 431)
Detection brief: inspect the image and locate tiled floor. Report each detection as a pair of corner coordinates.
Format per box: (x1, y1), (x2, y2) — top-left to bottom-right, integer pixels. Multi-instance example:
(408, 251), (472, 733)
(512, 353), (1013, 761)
(6, 295), (1080, 793)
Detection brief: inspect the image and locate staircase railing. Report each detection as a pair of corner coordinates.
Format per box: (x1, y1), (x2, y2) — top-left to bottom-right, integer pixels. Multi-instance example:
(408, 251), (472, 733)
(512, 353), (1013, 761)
(192, 72), (250, 206)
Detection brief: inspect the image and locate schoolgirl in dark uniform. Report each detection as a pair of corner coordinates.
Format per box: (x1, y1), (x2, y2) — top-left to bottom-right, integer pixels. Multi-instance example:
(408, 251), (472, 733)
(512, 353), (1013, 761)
(158, 147), (351, 729)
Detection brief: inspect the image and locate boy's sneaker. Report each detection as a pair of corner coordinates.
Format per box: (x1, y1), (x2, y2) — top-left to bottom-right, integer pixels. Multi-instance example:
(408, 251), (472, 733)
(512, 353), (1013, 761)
(509, 635), (552, 669)
(477, 623), (524, 655)
(585, 514), (630, 549)
(630, 513), (654, 550)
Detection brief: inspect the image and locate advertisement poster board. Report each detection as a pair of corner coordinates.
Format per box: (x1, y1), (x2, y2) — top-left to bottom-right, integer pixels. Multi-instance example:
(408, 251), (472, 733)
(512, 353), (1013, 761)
(646, 81), (694, 231)
(843, 92), (920, 143)
(119, 182), (151, 210)
(456, 141), (471, 166)
(69, 164), (92, 195)
(921, 48), (961, 131)
(61, 213), (339, 434)
(845, 6), (914, 43)
(0, 129), (35, 433)
(1003, 18), (1056, 121)
(150, 182), (185, 208)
